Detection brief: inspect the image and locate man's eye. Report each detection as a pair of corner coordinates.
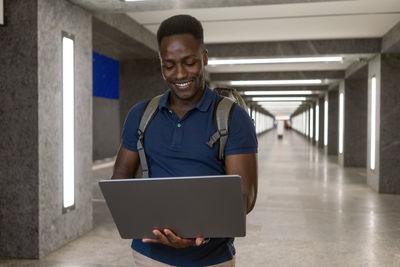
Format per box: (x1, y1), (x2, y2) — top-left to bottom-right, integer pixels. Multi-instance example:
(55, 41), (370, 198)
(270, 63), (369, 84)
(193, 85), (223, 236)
(185, 62), (196, 66)
(163, 65), (174, 70)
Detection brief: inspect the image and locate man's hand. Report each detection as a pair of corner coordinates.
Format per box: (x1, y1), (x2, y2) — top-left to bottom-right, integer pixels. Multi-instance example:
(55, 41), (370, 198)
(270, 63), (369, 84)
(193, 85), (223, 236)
(142, 229), (205, 248)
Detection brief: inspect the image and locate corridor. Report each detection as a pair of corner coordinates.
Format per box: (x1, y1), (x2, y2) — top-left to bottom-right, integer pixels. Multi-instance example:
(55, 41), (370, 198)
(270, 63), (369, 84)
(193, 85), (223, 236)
(2, 129), (399, 267)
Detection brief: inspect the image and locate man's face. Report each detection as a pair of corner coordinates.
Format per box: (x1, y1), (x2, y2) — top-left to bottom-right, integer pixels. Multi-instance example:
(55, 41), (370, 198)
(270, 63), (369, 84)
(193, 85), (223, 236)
(159, 33), (208, 103)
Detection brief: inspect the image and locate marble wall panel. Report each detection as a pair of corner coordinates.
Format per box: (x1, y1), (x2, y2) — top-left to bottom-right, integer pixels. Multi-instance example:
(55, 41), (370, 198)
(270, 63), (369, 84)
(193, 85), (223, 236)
(328, 89), (338, 155)
(119, 59), (165, 131)
(37, 0), (92, 257)
(0, 0), (39, 258)
(379, 54), (400, 194)
(93, 97), (120, 160)
(343, 66), (368, 168)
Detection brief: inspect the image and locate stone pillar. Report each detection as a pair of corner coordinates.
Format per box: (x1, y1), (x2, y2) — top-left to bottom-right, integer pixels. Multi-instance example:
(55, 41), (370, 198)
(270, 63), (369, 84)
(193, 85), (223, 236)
(0, 0), (93, 258)
(343, 66), (368, 167)
(328, 88), (339, 155)
(367, 54), (400, 194)
(317, 96), (325, 148)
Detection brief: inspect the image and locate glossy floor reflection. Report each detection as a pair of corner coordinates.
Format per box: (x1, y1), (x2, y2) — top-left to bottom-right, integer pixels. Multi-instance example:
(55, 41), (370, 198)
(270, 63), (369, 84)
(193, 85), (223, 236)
(2, 129), (400, 266)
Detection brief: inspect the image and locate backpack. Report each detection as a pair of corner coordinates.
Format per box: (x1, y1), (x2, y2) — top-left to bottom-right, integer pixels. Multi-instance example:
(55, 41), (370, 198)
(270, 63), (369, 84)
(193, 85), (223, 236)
(137, 87), (247, 178)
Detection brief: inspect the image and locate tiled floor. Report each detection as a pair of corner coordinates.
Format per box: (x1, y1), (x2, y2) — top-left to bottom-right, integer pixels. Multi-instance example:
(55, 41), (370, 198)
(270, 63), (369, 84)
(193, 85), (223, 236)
(2, 129), (400, 266)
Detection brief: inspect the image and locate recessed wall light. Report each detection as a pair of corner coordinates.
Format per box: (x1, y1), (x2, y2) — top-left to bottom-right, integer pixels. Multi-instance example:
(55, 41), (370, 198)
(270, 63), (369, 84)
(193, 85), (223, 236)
(339, 92), (344, 154)
(370, 77), (376, 170)
(62, 33), (75, 211)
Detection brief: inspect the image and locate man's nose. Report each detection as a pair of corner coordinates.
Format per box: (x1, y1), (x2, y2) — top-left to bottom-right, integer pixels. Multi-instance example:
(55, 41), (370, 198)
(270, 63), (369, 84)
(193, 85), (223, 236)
(175, 64), (188, 80)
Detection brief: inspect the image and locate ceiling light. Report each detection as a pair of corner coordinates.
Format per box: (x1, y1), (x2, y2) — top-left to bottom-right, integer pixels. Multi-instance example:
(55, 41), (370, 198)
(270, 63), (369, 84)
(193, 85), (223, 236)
(260, 101), (303, 106)
(252, 97), (306, 101)
(244, 90), (313, 96)
(231, 80), (322, 86)
(121, 0), (145, 2)
(275, 115), (291, 120)
(208, 56), (343, 66)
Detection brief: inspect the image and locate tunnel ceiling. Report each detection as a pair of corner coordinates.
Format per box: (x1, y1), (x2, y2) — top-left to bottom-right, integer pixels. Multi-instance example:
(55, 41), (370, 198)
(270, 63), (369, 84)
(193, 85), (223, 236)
(70, 0), (400, 117)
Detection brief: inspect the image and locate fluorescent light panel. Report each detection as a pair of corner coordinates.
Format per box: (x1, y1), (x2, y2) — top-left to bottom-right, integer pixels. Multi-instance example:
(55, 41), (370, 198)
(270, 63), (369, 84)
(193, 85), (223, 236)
(310, 108), (314, 138)
(208, 56), (343, 65)
(324, 100), (328, 146)
(339, 92), (344, 154)
(276, 115), (290, 120)
(62, 35), (75, 209)
(253, 97), (306, 101)
(244, 90), (313, 96)
(370, 77), (376, 170)
(315, 104), (319, 142)
(231, 79), (322, 86)
(260, 101), (302, 106)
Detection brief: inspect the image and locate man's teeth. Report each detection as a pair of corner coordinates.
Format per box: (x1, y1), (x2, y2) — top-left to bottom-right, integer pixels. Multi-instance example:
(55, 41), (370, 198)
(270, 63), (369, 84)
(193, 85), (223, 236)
(176, 81), (191, 87)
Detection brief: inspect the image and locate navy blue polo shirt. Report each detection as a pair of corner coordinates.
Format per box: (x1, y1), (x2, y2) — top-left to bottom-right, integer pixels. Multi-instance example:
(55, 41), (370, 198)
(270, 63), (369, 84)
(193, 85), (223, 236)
(121, 87), (257, 266)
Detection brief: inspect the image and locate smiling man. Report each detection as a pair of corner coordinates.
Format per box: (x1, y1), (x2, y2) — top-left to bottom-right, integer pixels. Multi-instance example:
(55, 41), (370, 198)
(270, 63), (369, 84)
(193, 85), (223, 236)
(111, 15), (258, 267)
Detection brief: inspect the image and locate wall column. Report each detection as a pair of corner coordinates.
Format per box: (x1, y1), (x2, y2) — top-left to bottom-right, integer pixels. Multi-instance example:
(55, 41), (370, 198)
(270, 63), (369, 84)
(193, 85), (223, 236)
(0, 0), (93, 258)
(367, 54), (400, 194)
(317, 96), (325, 148)
(342, 66), (368, 167)
(328, 88), (339, 155)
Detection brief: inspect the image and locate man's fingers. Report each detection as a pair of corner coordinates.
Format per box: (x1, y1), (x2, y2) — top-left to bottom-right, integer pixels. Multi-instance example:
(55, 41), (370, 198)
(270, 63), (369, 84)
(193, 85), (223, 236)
(195, 237), (204, 246)
(163, 229), (180, 243)
(142, 238), (161, 243)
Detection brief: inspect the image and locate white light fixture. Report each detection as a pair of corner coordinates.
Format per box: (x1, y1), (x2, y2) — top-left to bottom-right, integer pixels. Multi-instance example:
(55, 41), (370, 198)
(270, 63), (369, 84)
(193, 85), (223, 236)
(260, 101), (302, 106)
(62, 34), (75, 211)
(339, 92), (344, 154)
(315, 104), (319, 142)
(208, 56), (343, 66)
(310, 108), (314, 139)
(231, 79), (322, 86)
(252, 97), (306, 101)
(324, 100), (328, 146)
(122, 0), (146, 2)
(306, 109), (309, 137)
(370, 77), (376, 170)
(275, 115), (290, 120)
(244, 90), (313, 96)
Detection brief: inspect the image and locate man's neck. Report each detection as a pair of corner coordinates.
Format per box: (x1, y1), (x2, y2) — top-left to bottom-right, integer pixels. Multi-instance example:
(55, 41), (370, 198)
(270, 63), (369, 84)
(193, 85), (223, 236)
(169, 87), (206, 119)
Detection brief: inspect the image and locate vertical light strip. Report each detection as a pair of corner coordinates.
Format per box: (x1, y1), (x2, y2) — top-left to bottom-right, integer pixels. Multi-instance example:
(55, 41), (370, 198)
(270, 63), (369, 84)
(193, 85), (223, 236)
(315, 104), (319, 142)
(370, 77), (376, 170)
(62, 34), (75, 210)
(339, 92), (344, 154)
(310, 108), (314, 139)
(306, 110), (309, 137)
(324, 100), (328, 146)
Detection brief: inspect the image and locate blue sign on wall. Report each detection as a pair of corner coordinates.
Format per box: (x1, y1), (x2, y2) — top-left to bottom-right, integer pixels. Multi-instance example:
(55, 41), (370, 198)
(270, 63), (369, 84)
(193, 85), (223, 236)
(93, 51), (119, 100)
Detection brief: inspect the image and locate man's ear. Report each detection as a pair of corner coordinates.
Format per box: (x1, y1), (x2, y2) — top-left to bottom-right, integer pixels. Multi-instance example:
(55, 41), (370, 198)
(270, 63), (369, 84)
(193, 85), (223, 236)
(203, 49), (208, 66)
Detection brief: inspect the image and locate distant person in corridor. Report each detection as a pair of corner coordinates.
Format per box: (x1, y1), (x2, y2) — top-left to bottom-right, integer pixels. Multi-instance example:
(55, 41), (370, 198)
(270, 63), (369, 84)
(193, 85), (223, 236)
(111, 14), (258, 267)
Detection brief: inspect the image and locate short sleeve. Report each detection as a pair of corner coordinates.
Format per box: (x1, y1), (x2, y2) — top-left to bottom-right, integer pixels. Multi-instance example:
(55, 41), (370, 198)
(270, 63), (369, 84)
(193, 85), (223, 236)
(121, 100), (150, 152)
(225, 104), (258, 156)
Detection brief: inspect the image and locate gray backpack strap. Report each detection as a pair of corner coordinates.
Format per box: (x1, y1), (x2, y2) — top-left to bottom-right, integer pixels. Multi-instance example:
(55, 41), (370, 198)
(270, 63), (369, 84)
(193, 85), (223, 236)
(206, 97), (235, 160)
(137, 95), (163, 177)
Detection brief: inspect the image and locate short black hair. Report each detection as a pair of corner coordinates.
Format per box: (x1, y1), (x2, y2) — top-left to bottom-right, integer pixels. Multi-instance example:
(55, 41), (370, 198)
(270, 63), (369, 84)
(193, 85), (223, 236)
(157, 14), (204, 47)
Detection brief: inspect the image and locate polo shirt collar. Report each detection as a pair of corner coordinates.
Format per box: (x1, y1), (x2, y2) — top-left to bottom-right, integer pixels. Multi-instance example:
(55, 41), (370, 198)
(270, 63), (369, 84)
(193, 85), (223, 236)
(158, 86), (213, 112)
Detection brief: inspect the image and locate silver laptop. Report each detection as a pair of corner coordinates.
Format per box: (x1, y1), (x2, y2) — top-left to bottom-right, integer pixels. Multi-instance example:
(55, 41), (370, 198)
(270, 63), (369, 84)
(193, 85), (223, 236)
(99, 175), (246, 239)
